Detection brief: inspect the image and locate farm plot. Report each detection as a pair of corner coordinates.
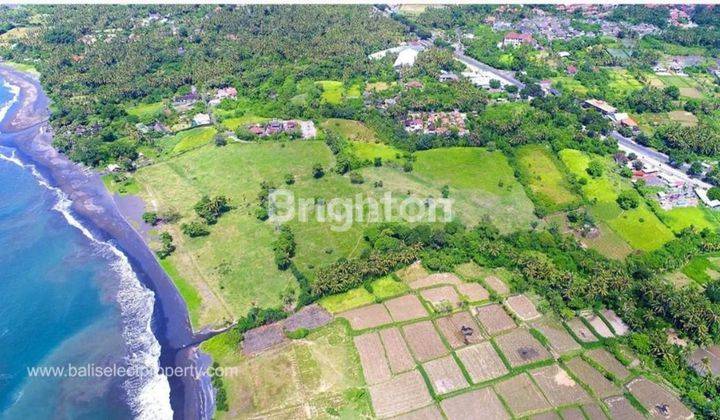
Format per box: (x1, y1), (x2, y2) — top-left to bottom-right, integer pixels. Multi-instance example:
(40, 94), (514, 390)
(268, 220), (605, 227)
(456, 282), (489, 302)
(505, 294), (541, 321)
(484, 275), (511, 296)
(515, 144), (580, 210)
(565, 357), (621, 399)
(440, 388), (510, 420)
(586, 349), (630, 381)
(474, 304), (517, 335)
(392, 405), (443, 420)
(368, 370), (433, 418)
(402, 321), (448, 362)
(321, 118), (378, 143)
(599, 309), (630, 336)
(339, 303), (392, 330)
(530, 318), (582, 356)
(354, 332), (392, 385)
(495, 374), (552, 417)
(565, 318), (599, 343)
(422, 356), (469, 395)
(581, 312), (615, 339)
(242, 323), (286, 355)
(435, 311), (484, 348)
(385, 294), (429, 322)
(494, 329), (552, 368)
(626, 377), (693, 419)
(530, 364), (592, 407)
(409, 272), (462, 289)
(456, 342), (508, 383)
(420, 286), (461, 310)
(603, 396), (644, 419)
(581, 404), (608, 420)
(560, 407), (585, 420)
(379, 328), (415, 374)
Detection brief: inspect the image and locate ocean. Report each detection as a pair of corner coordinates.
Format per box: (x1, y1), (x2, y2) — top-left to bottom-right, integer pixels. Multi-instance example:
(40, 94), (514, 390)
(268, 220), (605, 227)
(0, 78), (172, 418)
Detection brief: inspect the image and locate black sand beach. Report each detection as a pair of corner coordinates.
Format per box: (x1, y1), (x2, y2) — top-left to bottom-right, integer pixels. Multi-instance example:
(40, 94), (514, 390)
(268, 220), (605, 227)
(0, 65), (215, 419)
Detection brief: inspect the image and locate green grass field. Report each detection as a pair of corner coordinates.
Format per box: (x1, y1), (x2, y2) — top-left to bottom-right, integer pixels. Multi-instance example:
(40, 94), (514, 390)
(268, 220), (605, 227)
(321, 118), (378, 143)
(126, 101), (164, 122)
(515, 144), (580, 209)
(202, 321), (370, 419)
(680, 254), (720, 285)
(660, 206), (720, 234)
(220, 114), (269, 130)
(316, 80), (345, 104)
(551, 76), (588, 96)
(560, 149), (674, 252)
(351, 141), (402, 163)
(318, 275), (408, 313)
(361, 147), (539, 233)
(156, 127), (217, 155)
(606, 68), (643, 98)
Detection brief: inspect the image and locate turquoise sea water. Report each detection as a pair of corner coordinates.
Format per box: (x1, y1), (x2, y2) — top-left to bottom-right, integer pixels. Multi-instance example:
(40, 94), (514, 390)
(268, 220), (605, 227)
(0, 80), (139, 418)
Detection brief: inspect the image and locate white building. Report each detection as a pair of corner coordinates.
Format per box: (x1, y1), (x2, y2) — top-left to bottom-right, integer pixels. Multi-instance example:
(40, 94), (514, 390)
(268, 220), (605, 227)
(394, 48), (419, 68)
(192, 113), (212, 127)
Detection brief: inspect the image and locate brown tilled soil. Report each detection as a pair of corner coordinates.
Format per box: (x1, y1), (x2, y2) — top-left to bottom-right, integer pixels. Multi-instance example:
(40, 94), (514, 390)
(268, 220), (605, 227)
(422, 355), (469, 395)
(580, 311), (614, 338)
(440, 388), (510, 420)
(390, 405), (443, 420)
(420, 285), (461, 309)
(369, 370), (433, 418)
(565, 357), (620, 399)
(354, 332), (392, 385)
(396, 260), (430, 283)
(435, 311), (484, 348)
(603, 396), (644, 419)
(410, 273), (463, 290)
(505, 294), (541, 321)
(626, 377), (693, 419)
(600, 309), (630, 336)
(402, 321), (448, 362)
(495, 374), (552, 417)
(456, 282), (489, 302)
(456, 341), (508, 383)
(384, 294), (428, 322)
(282, 304), (332, 332)
(484, 275), (510, 295)
(242, 323), (287, 354)
(531, 412), (561, 420)
(586, 348), (630, 381)
(580, 404), (608, 420)
(494, 329), (551, 368)
(474, 304), (516, 335)
(338, 303), (392, 330)
(379, 327), (415, 374)
(530, 318), (581, 355)
(565, 318), (598, 343)
(529, 364), (592, 407)
(560, 407), (586, 420)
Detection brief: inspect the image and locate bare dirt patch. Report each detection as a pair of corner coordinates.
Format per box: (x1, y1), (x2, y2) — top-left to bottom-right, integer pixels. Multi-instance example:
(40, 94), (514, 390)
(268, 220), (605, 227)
(390, 405), (443, 420)
(603, 396), (644, 419)
(369, 370), (433, 418)
(599, 309), (630, 336)
(384, 294), (428, 322)
(396, 261), (429, 283)
(420, 285), (461, 310)
(410, 273), (463, 289)
(422, 355), (469, 395)
(560, 407), (585, 420)
(565, 357), (620, 399)
(626, 376), (693, 419)
(435, 311), (484, 349)
(440, 388), (510, 420)
(242, 323), (287, 355)
(565, 318), (598, 343)
(530, 364), (592, 407)
(379, 327), (415, 374)
(586, 348), (630, 381)
(456, 341), (508, 383)
(581, 404), (608, 420)
(282, 304), (332, 332)
(456, 282), (489, 302)
(402, 321), (448, 362)
(495, 329), (552, 368)
(474, 304), (516, 335)
(531, 318), (581, 356)
(580, 311), (614, 338)
(339, 303), (392, 330)
(484, 275), (510, 295)
(495, 373), (552, 417)
(354, 332), (392, 385)
(505, 294), (541, 321)
(531, 412), (561, 420)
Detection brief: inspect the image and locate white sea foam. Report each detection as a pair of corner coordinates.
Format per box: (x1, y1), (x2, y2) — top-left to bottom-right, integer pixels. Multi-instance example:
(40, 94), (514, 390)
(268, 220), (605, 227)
(0, 150), (174, 420)
(0, 78), (20, 132)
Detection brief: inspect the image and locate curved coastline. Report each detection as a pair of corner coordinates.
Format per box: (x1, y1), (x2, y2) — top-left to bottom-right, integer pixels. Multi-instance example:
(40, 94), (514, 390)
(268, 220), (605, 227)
(0, 65), (215, 419)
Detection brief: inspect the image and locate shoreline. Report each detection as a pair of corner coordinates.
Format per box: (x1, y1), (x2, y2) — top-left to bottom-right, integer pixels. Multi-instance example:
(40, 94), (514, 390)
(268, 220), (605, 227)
(0, 65), (215, 419)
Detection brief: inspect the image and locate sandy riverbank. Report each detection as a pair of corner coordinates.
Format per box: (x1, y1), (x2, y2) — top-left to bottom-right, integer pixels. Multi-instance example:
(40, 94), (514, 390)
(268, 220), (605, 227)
(0, 65), (215, 419)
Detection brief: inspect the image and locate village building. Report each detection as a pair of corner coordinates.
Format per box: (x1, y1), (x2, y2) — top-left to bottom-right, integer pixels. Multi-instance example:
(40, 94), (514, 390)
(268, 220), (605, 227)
(502, 32), (535, 48)
(403, 111), (468, 136)
(566, 65), (577, 75)
(438, 71), (459, 83)
(584, 99), (617, 115)
(394, 48), (419, 68)
(192, 113), (212, 126)
(405, 80), (424, 89)
(245, 120), (316, 139)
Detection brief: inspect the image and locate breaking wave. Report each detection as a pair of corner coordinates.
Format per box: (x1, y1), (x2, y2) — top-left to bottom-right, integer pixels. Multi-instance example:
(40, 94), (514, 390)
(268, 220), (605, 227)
(0, 78), (19, 133)
(0, 149), (173, 420)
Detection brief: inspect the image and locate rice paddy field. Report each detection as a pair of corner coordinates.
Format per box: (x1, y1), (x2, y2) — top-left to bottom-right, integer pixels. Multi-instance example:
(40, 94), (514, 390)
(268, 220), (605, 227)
(605, 68), (644, 99)
(321, 118), (379, 143)
(316, 80), (362, 104)
(678, 253), (720, 285)
(656, 75), (703, 99)
(514, 144), (580, 210)
(157, 126), (217, 155)
(126, 101), (165, 122)
(659, 206), (720, 234)
(633, 111), (698, 135)
(559, 149), (674, 252)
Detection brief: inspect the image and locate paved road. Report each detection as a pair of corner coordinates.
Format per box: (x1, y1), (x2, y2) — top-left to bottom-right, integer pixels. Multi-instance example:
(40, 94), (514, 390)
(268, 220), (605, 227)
(612, 131), (669, 164)
(453, 51), (526, 89)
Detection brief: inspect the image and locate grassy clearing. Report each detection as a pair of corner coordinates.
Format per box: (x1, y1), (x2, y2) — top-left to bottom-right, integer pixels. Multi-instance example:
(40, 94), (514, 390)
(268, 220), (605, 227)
(515, 144), (580, 209)
(681, 254), (720, 285)
(219, 114), (269, 130)
(352, 141), (402, 162)
(551, 76), (588, 96)
(322, 118), (378, 143)
(634, 111), (698, 135)
(559, 149), (674, 252)
(365, 81), (394, 92)
(160, 258), (202, 326)
(606, 68), (643, 98)
(318, 288), (375, 313)
(156, 127), (217, 155)
(126, 101), (164, 122)
(316, 80), (345, 104)
(660, 206), (720, 234)
(203, 321), (371, 419)
(102, 173), (141, 195)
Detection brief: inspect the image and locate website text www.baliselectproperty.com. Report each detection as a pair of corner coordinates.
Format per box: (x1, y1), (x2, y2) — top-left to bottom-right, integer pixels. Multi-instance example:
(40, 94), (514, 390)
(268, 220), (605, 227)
(268, 190), (454, 231)
(27, 363), (240, 379)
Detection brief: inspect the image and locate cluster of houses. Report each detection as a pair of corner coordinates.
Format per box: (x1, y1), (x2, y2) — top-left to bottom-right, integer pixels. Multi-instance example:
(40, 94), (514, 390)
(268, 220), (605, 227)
(653, 55), (705, 76)
(246, 120), (317, 139)
(583, 99), (639, 131)
(403, 111), (468, 136)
